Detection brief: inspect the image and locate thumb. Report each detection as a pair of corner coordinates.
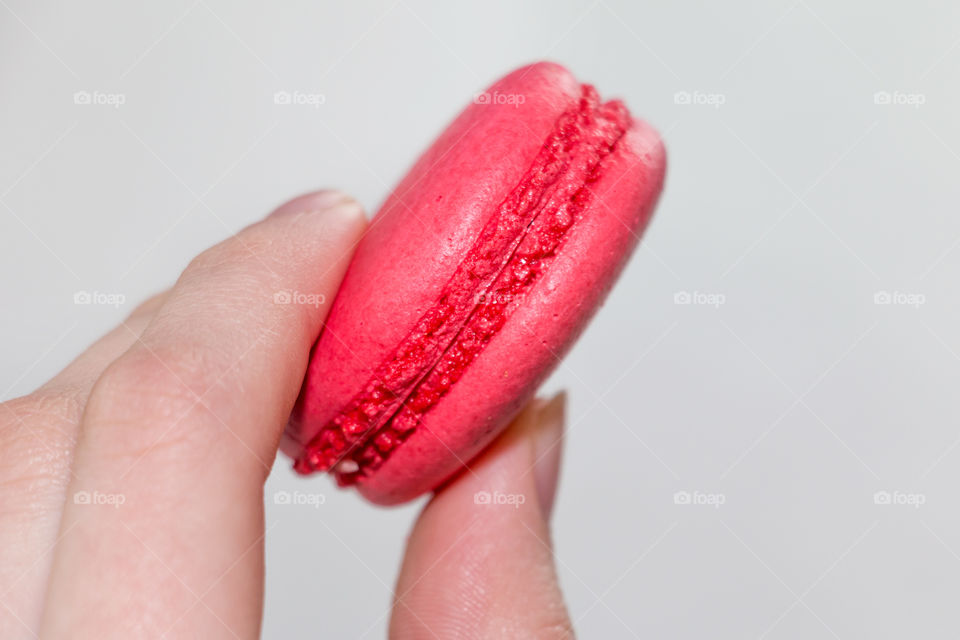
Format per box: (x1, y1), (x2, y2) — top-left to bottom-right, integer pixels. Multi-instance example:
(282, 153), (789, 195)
(390, 393), (573, 640)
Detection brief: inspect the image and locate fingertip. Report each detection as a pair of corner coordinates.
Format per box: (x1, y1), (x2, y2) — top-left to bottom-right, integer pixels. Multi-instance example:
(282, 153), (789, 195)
(268, 189), (365, 221)
(266, 190), (367, 259)
(529, 391), (566, 520)
(393, 397), (573, 637)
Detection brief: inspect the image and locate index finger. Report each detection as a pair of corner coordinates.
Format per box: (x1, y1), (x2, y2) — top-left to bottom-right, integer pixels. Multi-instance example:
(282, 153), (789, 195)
(40, 191), (366, 639)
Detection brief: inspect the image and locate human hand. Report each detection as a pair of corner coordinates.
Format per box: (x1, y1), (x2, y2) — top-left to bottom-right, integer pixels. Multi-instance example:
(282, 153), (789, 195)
(0, 191), (572, 639)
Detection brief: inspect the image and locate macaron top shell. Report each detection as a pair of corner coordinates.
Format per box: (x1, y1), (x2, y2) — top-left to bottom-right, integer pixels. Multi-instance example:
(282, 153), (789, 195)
(285, 62), (666, 504)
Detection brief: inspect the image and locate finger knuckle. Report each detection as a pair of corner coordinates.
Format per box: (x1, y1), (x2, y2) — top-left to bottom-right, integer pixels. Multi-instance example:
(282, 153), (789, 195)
(185, 227), (278, 280)
(0, 392), (80, 450)
(0, 393), (78, 498)
(180, 231), (288, 318)
(2, 389), (83, 434)
(84, 343), (232, 465)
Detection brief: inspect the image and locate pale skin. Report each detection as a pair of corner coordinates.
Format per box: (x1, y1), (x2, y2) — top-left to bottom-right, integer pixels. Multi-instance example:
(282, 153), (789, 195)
(0, 191), (574, 639)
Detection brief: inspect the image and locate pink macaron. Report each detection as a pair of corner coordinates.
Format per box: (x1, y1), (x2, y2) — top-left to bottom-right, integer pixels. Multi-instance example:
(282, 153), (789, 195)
(283, 62), (666, 505)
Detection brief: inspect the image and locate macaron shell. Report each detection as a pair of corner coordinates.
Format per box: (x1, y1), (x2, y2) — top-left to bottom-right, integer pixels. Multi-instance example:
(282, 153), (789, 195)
(287, 62), (582, 449)
(357, 120), (666, 504)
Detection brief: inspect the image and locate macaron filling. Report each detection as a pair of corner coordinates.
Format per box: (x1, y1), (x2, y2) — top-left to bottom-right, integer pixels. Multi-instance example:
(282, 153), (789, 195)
(293, 85), (630, 483)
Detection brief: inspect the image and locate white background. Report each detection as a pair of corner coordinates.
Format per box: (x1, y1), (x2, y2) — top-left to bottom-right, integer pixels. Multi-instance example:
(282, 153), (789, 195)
(3, 1), (960, 637)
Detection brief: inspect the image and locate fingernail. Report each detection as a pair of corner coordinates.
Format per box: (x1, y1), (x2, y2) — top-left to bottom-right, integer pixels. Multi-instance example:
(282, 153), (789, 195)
(269, 190), (360, 219)
(531, 391), (566, 520)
